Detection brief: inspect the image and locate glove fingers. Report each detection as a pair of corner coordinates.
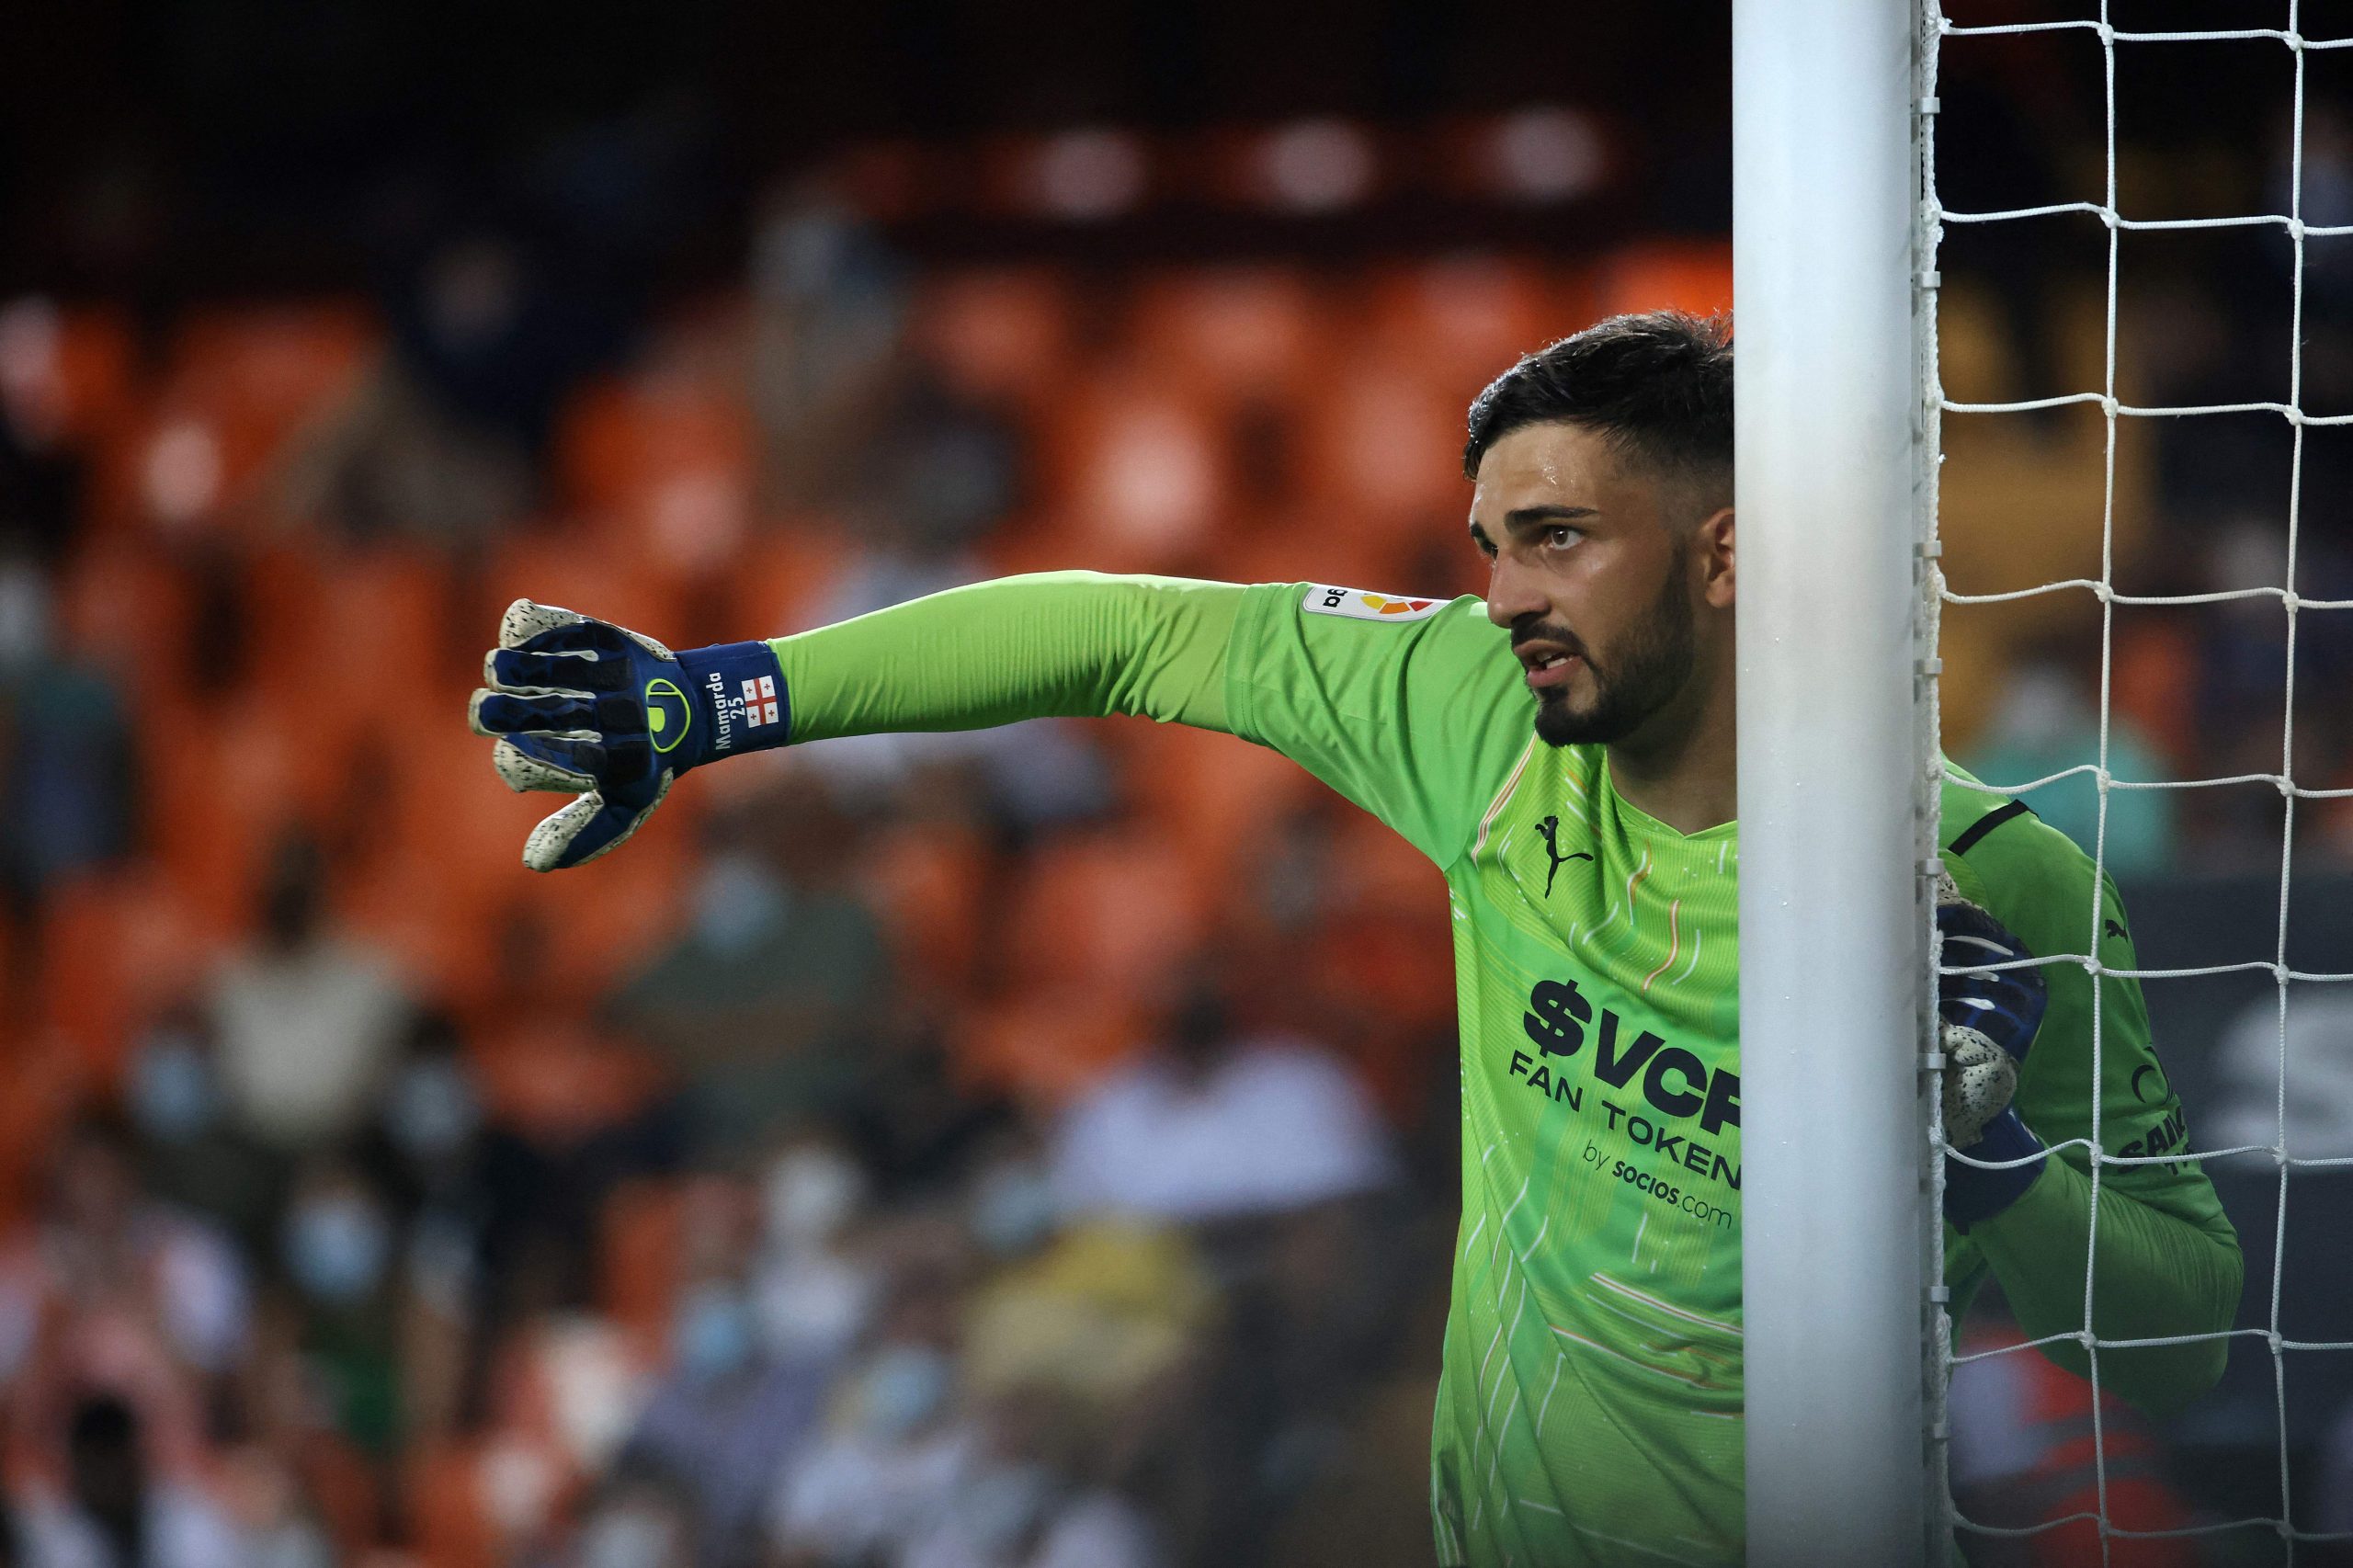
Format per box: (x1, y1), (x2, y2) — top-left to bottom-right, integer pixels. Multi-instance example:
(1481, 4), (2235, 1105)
(498, 599), (679, 663)
(522, 772), (671, 872)
(485, 646), (631, 694)
(471, 689), (647, 738)
(492, 735), (605, 793)
(499, 599), (595, 651)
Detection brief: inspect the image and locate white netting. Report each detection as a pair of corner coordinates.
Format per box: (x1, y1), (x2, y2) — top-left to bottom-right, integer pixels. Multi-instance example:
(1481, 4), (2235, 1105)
(1922, 2), (2353, 1562)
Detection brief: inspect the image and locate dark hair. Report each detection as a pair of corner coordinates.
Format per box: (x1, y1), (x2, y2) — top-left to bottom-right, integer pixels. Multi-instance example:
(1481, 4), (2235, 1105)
(1461, 311), (1733, 506)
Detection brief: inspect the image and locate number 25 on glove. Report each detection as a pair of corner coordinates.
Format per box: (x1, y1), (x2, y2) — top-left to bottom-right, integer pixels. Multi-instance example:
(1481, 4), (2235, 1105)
(468, 599), (789, 871)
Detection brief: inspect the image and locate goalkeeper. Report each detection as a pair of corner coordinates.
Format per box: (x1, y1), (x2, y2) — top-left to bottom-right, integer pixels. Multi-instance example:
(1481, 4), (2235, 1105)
(471, 312), (2242, 1566)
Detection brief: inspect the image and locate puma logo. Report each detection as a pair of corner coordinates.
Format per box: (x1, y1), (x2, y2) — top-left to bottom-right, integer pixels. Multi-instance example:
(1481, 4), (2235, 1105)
(1534, 814), (1593, 897)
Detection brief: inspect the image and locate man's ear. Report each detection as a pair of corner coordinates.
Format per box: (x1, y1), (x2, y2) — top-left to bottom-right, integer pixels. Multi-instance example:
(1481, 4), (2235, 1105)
(1695, 506), (1735, 609)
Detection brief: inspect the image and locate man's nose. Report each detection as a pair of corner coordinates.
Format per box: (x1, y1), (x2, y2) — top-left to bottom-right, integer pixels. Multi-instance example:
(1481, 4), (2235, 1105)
(1484, 554), (1549, 629)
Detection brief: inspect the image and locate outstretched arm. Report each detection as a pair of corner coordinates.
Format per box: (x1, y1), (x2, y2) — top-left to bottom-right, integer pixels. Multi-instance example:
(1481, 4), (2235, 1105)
(471, 573), (1246, 869)
(771, 571), (1242, 741)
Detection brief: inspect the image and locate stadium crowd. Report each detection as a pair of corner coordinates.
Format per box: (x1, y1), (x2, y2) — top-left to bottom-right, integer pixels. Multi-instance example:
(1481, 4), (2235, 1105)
(1, 17), (2351, 1565)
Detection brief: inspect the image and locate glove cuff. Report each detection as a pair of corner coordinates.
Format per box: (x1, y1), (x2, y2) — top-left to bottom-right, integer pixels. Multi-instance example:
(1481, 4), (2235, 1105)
(1944, 1108), (2046, 1232)
(670, 642), (791, 771)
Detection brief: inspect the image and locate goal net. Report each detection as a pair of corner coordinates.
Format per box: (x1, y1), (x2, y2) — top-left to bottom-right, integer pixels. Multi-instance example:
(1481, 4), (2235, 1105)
(1923, 3), (2353, 1562)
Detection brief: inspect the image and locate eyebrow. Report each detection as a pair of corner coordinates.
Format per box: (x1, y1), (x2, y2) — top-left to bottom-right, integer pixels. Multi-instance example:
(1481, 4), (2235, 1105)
(1467, 505), (1601, 551)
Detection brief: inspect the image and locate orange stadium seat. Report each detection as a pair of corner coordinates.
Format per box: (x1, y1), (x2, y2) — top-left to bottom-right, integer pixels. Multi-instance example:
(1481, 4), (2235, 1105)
(554, 372), (756, 582)
(1116, 718), (1318, 870)
(0, 1031), (85, 1231)
(53, 538), (200, 710)
(1001, 824), (1212, 997)
(597, 1179), (689, 1353)
(1594, 240), (1733, 320)
(956, 981), (1144, 1108)
(110, 304), (380, 538)
(858, 815), (994, 998)
(717, 522), (855, 639)
(171, 303), (375, 448)
(474, 529), (688, 653)
(141, 693), (341, 932)
(914, 267), (1080, 411)
(1123, 267), (1328, 413)
(1359, 255), (1566, 406)
(405, 1439), (499, 1568)
(1290, 347), (1466, 542)
(0, 301), (138, 451)
(1032, 364), (1230, 575)
(35, 867), (222, 1079)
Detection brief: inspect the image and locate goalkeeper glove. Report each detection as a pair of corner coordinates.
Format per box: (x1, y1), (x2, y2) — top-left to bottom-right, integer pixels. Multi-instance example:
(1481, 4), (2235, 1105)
(468, 599), (790, 871)
(1936, 874), (2052, 1230)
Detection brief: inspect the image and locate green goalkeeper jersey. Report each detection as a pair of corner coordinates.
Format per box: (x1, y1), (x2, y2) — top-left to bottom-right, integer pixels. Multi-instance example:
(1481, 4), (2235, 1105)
(767, 572), (2242, 1568)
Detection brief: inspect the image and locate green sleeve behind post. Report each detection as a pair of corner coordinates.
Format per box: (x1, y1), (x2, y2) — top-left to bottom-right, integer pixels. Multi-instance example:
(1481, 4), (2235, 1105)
(1938, 779), (2245, 1415)
(767, 571), (1244, 739)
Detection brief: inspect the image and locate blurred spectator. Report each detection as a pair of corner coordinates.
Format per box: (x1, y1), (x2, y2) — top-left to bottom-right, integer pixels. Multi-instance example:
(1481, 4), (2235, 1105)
(207, 836), (414, 1160)
(567, 1467), (696, 1568)
(607, 780), (890, 1158)
(267, 1163), (402, 1457)
(0, 1118), (250, 1481)
(277, 354), (537, 544)
(15, 1394), (241, 1568)
(0, 554), (134, 917)
(749, 189), (910, 513)
(121, 1006), (279, 1253)
(904, 1387), (1165, 1568)
(620, 1175), (832, 1567)
(207, 1449), (332, 1568)
(1958, 646), (2177, 880)
(768, 1219), (979, 1566)
(751, 1136), (880, 1367)
(1046, 971), (1395, 1226)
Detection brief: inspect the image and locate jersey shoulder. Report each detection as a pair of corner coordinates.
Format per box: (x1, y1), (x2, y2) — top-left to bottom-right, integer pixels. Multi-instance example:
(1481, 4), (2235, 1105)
(1937, 761), (2112, 960)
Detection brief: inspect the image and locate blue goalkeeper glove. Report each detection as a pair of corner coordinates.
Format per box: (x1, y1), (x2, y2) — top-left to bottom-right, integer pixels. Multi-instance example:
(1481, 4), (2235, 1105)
(1936, 875), (2052, 1230)
(468, 599), (790, 871)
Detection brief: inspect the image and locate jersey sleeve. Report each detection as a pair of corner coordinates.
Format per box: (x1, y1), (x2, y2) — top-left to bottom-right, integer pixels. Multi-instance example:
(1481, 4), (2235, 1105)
(1222, 584), (1535, 868)
(1940, 790), (2244, 1413)
(767, 571), (1243, 740)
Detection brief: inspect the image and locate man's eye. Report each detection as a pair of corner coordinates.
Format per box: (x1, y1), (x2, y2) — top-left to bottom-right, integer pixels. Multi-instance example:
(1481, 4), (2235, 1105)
(1544, 527), (1581, 549)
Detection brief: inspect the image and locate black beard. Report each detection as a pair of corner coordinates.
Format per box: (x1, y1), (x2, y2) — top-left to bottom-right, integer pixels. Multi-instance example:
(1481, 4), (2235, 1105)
(1530, 551), (1696, 747)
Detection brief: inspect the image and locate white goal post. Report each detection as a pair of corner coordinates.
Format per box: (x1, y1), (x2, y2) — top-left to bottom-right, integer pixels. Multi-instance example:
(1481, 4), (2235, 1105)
(1733, 0), (1943, 1563)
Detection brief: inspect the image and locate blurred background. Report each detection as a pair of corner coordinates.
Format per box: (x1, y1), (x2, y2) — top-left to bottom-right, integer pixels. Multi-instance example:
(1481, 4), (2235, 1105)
(0, 0), (2346, 1563)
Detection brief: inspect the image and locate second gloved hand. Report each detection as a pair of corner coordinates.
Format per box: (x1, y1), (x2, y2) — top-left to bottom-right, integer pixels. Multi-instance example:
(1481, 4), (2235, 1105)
(1936, 872), (2052, 1230)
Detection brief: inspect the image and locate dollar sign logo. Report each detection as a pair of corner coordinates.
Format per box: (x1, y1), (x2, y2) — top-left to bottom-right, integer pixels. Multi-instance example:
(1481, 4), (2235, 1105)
(1522, 978), (1593, 1058)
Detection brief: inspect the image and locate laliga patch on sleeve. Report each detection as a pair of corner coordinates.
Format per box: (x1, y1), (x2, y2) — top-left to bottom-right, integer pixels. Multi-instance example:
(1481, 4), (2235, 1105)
(1301, 585), (1448, 622)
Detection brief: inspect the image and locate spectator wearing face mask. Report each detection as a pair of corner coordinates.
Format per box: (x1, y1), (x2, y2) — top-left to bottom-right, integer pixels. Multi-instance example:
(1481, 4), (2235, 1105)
(620, 1176), (832, 1568)
(120, 1007), (278, 1255)
(207, 837), (415, 1163)
(768, 1221), (980, 1566)
(750, 1135), (880, 1367)
(267, 1165), (401, 1459)
(607, 779), (892, 1159)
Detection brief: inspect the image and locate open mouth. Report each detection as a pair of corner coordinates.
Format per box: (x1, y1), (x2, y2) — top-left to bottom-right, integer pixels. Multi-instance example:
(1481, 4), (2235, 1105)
(1523, 652), (1582, 690)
